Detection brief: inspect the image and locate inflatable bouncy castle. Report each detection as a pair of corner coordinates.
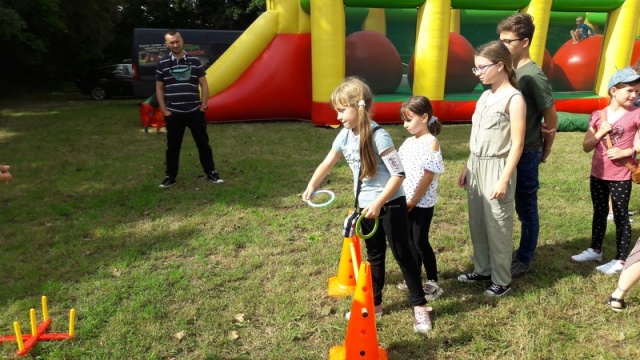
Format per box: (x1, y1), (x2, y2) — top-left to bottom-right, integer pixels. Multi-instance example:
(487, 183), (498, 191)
(140, 0), (640, 128)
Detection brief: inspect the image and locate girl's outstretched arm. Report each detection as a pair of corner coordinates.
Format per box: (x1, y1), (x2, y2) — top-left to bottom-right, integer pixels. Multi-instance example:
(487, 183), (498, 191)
(302, 150), (342, 201)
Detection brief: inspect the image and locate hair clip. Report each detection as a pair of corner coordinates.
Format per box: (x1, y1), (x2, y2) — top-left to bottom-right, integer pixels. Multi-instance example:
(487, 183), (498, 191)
(358, 100), (365, 107)
(428, 116), (438, 125)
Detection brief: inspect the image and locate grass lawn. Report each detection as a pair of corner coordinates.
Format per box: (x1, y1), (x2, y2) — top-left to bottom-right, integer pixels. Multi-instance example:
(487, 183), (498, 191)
(1, 91), (639, 359)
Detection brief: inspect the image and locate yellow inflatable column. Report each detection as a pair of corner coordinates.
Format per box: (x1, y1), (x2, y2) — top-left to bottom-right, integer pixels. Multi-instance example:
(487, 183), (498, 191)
(364, 9), (386, 34)
(596, 0), (640, 97)
(450, 9), (460, 33)
(310, 0), (345, 124)
(414, 0), (451, 100)
(277, 0), (310, 34)
(522, 0), (552, 66)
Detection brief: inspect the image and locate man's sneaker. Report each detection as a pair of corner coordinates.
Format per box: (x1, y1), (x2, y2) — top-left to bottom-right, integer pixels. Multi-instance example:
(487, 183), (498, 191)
(206, 171), (224, 184)
(484, 283), (511, 297)
(571, 248), (602, 262)
(510, 260), (532, 278)
(413, 306), (432, 333)
(424, 281), (444, 301)
(595, 259), (625, 275)
(159, 176), (176, 188)
(457, 272), (491, 283)
(397, 280), (409, 291)
(345, 304), (383, 320)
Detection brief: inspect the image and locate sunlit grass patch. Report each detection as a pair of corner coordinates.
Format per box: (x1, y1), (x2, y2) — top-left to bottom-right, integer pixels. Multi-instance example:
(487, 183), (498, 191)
(2, 94), (640, 359)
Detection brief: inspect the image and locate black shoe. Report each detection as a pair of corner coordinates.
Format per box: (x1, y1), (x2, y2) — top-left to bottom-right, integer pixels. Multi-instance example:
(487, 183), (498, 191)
(206, 171), (224, 184)
(510, 260), (532, 278)
(484, 283), (511, 297)
(159, 176), (176, 188)
(457, 272), (491, 283)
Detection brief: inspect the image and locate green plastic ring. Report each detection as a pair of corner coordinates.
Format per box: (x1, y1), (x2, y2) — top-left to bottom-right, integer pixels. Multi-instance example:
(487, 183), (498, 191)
(355, 210), (379, 239)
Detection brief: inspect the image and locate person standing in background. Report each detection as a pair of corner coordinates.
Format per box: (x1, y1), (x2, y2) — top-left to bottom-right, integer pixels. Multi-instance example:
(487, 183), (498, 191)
(497, 14), (558, 278)
(457, 41), (526, 297)
(572, 67), (640, 275)
(156, 29), (224, 188)
(397, 96), (445, 301)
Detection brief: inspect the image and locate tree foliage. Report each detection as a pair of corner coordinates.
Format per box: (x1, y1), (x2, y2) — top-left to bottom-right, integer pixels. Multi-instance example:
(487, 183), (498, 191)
(0, 0), (265, 86)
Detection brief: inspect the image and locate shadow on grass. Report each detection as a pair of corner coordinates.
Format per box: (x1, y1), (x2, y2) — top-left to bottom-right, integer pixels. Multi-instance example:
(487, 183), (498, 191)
(374, 232), (637, 357)
(385, 229), (639, 319)
(0, 107), (334, 306)
(386, 340), (438, 359)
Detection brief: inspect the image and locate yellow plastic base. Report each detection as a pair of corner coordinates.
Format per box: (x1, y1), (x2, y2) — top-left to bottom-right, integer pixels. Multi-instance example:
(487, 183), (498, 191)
(329, 345), (388, 360)
(328, 275), (355, 298)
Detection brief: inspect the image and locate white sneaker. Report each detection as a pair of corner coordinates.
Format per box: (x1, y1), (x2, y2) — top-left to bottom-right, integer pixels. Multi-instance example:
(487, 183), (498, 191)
(397, 280), (408, 291)
(595, 259), (625, 275)
(424, 280), (444, 301)
(607, 212), (614, 221)
(571, 248), (602, 262)
(413, 306), (432, 333)
(345, 304), (383, 320)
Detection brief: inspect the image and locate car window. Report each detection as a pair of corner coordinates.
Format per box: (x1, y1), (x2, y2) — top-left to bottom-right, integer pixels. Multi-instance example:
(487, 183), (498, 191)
(112, 65), (126, 75)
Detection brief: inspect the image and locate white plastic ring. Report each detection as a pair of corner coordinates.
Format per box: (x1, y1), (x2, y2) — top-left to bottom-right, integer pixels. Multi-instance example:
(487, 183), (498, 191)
(307, 190), (335, 208)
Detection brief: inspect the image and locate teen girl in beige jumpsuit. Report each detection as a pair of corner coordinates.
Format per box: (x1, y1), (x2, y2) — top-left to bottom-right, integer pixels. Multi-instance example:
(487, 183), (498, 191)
(457, 41), (526, 297)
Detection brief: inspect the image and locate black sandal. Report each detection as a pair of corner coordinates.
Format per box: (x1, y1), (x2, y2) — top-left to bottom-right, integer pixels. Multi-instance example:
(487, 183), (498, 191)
(606, 297), (626, 312)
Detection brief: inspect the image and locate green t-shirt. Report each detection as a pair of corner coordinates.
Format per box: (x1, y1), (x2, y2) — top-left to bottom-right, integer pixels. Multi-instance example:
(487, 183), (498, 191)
(515, 61), (555, 150)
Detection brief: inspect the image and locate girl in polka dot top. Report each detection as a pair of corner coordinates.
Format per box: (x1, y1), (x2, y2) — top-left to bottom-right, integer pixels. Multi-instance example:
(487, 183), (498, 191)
(398, 96), (445, 301)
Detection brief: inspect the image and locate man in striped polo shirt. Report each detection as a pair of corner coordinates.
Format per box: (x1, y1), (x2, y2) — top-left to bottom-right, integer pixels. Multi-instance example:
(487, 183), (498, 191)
(156, 29), (223, 188)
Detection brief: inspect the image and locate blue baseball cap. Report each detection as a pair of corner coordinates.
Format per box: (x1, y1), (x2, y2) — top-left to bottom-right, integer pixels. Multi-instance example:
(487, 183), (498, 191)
(608, 66), (640, 89)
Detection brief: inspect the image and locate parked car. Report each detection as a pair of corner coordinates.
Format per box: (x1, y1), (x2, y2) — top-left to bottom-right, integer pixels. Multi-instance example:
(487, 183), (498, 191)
(76, 61), (134, 100)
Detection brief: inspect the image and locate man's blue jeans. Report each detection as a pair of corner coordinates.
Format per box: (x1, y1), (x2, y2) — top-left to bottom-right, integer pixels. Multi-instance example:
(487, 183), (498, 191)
(514, 149), (542, 266)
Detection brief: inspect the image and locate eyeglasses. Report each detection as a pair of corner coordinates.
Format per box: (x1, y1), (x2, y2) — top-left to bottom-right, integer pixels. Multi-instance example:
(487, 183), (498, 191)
(500, 38), (523, 45)
(471, 63), (496, 75)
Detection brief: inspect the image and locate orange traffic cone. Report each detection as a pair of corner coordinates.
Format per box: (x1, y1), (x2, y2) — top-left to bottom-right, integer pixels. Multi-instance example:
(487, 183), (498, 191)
(329, 261), (388, 360)
(328, 236), (362, 297)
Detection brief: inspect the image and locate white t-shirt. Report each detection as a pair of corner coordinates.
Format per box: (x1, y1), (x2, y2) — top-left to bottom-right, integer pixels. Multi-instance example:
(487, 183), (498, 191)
(332, 122), (405, 208)
(398, 134), (444, 208)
